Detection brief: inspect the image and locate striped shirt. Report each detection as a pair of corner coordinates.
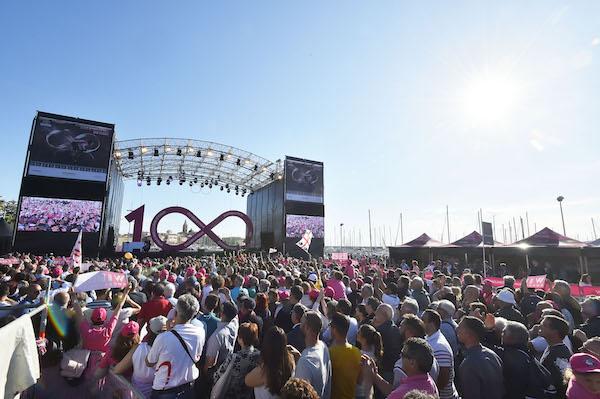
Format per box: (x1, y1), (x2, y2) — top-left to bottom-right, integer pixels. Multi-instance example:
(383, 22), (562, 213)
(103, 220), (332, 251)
(427, 330), (458, 399)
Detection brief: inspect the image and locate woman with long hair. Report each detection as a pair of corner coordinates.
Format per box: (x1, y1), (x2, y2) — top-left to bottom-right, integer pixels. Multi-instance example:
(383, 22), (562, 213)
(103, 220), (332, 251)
(355, 324), (383, 399)
(212, 322), (261, 399)
(113, 316), (168, 399)
(245, 326), (295, 399)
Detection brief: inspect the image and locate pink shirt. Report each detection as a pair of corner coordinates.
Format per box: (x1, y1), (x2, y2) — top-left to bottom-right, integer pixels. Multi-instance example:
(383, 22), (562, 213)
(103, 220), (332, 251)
(80, 313), (119, 353)
(345, 265), (356, 279)
(387, 374), (439, 399)
(327, 279), (347, 300)
(567, 378), (600, 399)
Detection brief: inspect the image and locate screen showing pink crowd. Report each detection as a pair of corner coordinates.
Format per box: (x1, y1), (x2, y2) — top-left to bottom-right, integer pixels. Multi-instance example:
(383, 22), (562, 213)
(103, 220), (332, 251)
(17, 196), (102, 233)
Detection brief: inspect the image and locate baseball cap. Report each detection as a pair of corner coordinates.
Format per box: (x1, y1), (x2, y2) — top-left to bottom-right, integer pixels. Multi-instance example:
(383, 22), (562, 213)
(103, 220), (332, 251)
(309, 289), (319, 301)
(185, 267), (196, 277)
(91, 308), (107, 324)
(496, 289), (516, 305)
(148, 316), (168, 334)
(324, 287), (335, 298)
(167, 273), (176, 283)
(121, 321), (140, 337)
(308, 273), (318, 282)
(571, 353), (600, 374)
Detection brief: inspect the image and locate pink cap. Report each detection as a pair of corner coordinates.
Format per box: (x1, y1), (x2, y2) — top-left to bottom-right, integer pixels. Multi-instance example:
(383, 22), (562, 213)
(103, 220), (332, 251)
(51, 267), (63, 278)
(571, 353), (600, 374)
(91, 308), (107, 324)
(278, 277), (286, 286)
(356, 278), (364, 288)
(167, 273), (176, 283)
(120, 321), (140, 337)
(324, 287), (335, 298)
(309, 289), (319, 301)
(159, 269), (169, 280)
(279, 290), (290, 300)
(198, 267), (206, 275)
(185, 267), (196, 277)
(196, 272), (205, 281)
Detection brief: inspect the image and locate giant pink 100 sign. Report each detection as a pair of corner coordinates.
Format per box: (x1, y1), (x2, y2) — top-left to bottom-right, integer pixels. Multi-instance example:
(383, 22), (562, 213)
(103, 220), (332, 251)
(124, 205), (253, 251)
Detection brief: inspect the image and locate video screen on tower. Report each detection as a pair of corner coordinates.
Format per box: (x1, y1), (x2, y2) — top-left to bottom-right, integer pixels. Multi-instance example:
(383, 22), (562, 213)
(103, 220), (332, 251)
(17, 196), (103, 233)
(27, 113), (115, 182)
(286, 214), (325, 238)
(284, 157), (324, 203)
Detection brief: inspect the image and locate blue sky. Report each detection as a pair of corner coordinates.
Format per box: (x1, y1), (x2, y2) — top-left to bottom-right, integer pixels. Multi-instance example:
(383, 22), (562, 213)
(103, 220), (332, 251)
(1, 1), (599, 245)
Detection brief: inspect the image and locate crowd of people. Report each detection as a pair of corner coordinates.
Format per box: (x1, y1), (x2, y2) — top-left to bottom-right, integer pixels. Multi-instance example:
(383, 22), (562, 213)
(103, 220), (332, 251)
(285, 216), (325, 238)
(17, 197), (102, 233)
(1, 252), (600, 399)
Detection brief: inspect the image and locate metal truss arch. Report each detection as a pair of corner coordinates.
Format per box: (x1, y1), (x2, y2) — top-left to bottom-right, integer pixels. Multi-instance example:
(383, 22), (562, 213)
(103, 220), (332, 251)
(113, 138), (283, 193)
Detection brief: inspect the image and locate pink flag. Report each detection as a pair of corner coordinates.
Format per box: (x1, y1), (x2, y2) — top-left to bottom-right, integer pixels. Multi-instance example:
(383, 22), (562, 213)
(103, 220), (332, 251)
(70, 231), (83, 269)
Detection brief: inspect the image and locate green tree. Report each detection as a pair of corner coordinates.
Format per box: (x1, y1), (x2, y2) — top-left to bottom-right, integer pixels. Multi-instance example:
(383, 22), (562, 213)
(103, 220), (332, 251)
(0, 197), (17, 225)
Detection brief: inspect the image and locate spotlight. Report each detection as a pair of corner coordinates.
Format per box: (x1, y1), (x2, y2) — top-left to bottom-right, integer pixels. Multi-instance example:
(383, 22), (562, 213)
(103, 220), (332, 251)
(220, 186), (224, 191)
(209, 184), (213, 189)
(227, 188), (230, 193)
(200, 183), (204, 188)
(277, 174), (283, 180)
(235, 185), (239, 191)
(193, 177), (198, 184)
(205, 179), (209, 185)
(270, 173), (275, 179)
(177, 148), (182, 156)
(214, 179), (219, 185)
(141, 147), (148, 154)
(137, 170), (143, 176)
(236, 159), (241, 166)
(157, 177), (162, 185)
(153, 148), (159, 156)
(254, 165), (258, 171)
(225, 184), (229, 189)
(189, 181), (193, 187)
(128, 150), (134, 159)
(165, 147), (171, 152)
(241, 192), (245, 197)
(196, 150), (201, 157)
(166, 179), (171, 185)
(207, 150), (213, 156)
(179, 180), (184, 185)
(235, 191), (239, 196)
(146, 177), (151, 186)
(114, 151), (122, 158)
(136, 178), (142, 187)
(219, 154), (224, 161)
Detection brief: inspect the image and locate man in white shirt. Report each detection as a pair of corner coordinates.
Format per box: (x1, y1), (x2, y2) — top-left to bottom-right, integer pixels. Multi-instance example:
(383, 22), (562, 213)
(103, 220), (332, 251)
(422, 309), (459, 399)
(146, 294), (205, 398)
(294, 311), (332, 399)
(203, 301), (239, 374)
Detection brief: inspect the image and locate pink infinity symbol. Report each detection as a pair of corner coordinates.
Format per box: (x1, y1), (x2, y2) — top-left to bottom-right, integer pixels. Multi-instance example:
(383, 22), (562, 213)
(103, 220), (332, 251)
(149, 207), (253, 251)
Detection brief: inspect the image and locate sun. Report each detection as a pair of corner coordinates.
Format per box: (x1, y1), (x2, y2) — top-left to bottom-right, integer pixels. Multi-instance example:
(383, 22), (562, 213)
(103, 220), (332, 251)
(459, 71), (520, 127)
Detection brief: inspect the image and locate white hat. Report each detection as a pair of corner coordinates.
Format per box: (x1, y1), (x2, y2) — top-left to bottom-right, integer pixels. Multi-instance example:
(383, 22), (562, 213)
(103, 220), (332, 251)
(308, 273), (318, 282)
(148, 316), (168, 334)
(496, 289), (516, 305)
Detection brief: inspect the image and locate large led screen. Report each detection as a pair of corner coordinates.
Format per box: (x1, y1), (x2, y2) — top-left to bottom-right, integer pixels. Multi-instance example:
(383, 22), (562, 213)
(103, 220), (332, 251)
(27, 114), (114, 182)
(18, 197), (103, 233)
(286, 214), (324, 238)
(285, 158), (324, 203)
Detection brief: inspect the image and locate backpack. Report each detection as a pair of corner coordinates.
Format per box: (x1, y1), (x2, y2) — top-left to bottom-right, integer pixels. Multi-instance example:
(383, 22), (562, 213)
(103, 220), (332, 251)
(520, 350), (556, 399)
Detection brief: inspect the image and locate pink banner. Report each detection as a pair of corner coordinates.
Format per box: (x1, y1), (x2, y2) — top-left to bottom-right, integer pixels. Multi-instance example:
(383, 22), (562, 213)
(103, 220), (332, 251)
(0, 257), (19, 265)
(525, 275), (547, 290)
(332, 253), (349, 261)
(74, 271), (128, 293)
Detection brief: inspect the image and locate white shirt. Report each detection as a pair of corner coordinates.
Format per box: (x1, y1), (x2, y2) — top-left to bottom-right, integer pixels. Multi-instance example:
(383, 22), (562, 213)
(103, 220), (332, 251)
(201, 285), (213, 310)
(427, 330), (458, 399)
(132, 342), (155, 398)
(347, 317), (359, 346)
(294, 341), (331, 399)
(205, 317), (239, 370)
(146, 323), (206, 390)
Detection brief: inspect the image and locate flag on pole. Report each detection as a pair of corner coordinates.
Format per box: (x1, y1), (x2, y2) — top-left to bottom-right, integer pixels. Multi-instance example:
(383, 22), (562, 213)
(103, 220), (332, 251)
(296, 229), (313, 253)
(70, 231), (83, 269)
